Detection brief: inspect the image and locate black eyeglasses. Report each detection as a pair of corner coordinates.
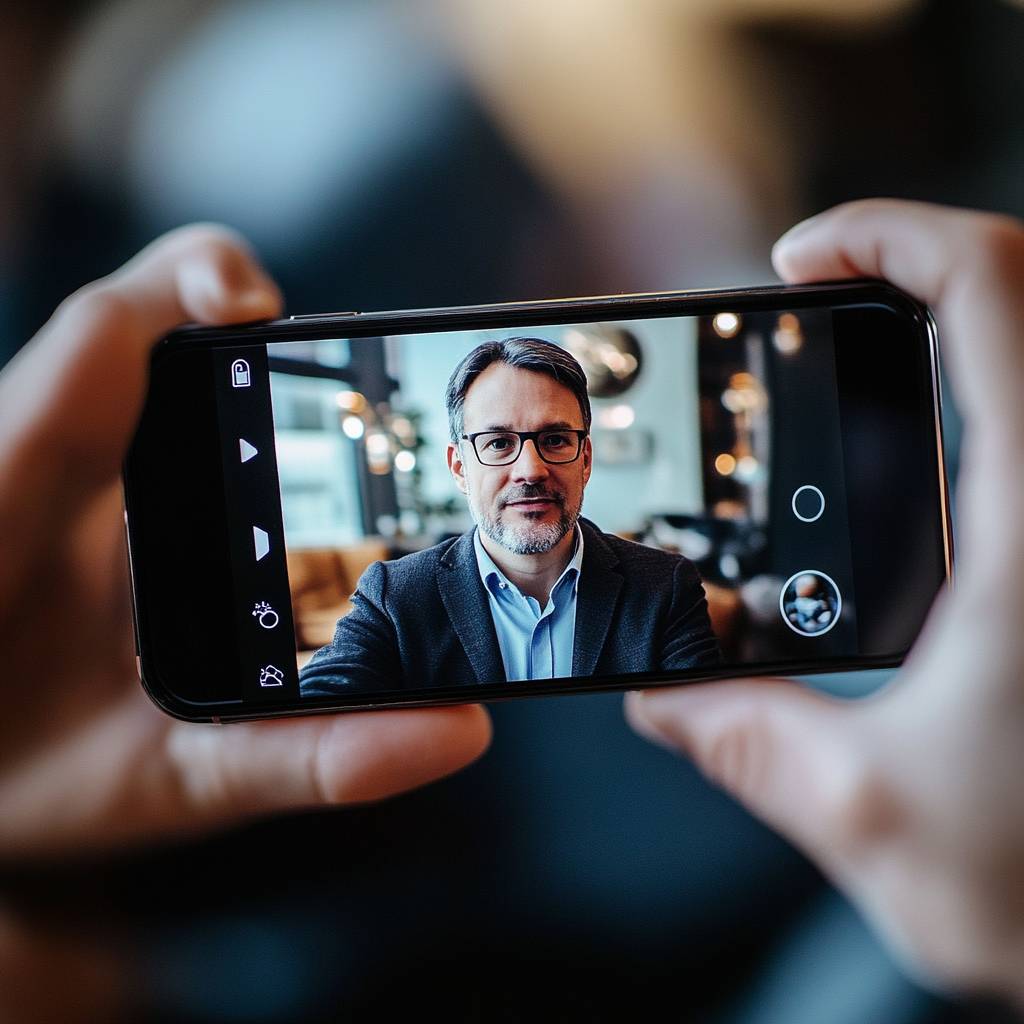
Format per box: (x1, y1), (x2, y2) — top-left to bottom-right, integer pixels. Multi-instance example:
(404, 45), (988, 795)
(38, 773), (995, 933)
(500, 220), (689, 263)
(461, 429), (589, 467)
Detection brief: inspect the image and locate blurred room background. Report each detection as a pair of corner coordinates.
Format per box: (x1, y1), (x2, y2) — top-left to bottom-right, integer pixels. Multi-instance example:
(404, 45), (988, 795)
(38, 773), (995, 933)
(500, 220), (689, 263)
(2, 0), (1022, 1020)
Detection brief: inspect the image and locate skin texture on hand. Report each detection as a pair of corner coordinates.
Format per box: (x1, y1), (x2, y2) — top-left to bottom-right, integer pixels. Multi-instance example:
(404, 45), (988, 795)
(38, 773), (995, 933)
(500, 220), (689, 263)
(0, 224), (491, 859)
(627, 199), (1024, 1004)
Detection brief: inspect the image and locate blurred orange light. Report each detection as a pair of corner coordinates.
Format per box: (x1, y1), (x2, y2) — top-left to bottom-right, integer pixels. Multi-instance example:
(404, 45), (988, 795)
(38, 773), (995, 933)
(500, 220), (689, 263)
(773, 312), (803, 355)
(715, 453), (737, 476)
(336, 390), (368, 413)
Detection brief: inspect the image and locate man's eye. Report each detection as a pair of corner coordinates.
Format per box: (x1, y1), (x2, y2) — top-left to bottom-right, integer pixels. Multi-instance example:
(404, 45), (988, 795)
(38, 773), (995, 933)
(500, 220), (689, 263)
(541, 433), (571, 448)
(484, 435), (515, 451)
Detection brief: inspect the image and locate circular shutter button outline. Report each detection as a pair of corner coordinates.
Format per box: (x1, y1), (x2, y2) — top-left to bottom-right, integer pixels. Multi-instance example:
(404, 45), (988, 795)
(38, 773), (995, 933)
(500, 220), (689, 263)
(791, 484), (826, 523)
(779, 569), (842, 637)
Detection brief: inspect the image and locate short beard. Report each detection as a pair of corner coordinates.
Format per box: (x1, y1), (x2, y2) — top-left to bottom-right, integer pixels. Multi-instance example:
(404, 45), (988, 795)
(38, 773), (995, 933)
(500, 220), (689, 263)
(469, 484), (581, 555)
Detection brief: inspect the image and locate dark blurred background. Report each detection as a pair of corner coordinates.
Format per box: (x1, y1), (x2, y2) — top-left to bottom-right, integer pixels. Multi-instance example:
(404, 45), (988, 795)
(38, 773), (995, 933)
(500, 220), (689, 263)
(2, 1), (1023, 1020)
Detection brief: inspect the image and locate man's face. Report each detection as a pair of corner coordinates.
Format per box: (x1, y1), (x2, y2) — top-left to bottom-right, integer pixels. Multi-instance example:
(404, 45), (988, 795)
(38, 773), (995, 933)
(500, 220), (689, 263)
(447, 362), (592, 555)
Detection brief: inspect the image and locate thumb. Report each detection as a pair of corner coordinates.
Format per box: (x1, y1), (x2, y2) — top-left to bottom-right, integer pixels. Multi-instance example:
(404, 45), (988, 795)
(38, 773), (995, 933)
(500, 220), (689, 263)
(0, 223), (282, 496)
(0, 224), (282, 599)
(626, 681), (879, 866)
(771, 198), (1024, 433)
(0, 692), (493, 856)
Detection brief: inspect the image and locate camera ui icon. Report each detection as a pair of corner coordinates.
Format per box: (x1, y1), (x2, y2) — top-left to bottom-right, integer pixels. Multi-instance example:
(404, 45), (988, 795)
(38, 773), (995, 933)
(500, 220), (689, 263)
(231, 359), (251, 388)
(253, 601), (279, 630)
(253, 526), (270, 561)
(259, 664), (285, 687)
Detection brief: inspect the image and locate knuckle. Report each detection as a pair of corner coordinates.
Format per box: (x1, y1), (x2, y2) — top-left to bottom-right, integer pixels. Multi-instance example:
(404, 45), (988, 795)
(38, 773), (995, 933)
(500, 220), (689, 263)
(967, 212), (1024, 274)
(838, 197), (889, 217)
(165, 723), (268, 824)
(52, 283), (139, 351)
(169, 220), (248, 251)
(172, 222), (254, 271)
(310, 724), (337, 805)
(700, 703), (772, 799)
(830, 196), (901, 227)
(823, 760), (905, 853)
(698, 699), (905, 859)
(57, 282), (135, 335)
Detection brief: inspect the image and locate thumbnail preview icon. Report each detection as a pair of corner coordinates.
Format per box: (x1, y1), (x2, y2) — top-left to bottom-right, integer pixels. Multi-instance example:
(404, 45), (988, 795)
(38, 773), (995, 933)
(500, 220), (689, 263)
(259, 664), (285, 687)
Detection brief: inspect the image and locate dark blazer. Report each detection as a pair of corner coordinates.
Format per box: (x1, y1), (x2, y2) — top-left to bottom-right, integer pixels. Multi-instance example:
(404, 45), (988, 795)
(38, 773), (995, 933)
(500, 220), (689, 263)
(299, 518), (720, 695)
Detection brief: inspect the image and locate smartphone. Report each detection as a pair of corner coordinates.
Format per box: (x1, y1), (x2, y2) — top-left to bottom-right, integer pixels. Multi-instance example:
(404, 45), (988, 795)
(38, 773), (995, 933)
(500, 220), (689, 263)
(124, 281), (951, 721)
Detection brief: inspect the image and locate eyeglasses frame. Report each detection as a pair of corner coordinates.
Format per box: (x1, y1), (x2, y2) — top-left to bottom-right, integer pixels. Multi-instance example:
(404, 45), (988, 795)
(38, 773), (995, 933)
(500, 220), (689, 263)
(460, 428), (590, 466)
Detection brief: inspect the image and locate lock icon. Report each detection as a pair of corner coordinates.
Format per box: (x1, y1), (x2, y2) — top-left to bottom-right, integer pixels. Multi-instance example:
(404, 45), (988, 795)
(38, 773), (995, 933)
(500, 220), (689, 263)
(231, 359), (251, 388)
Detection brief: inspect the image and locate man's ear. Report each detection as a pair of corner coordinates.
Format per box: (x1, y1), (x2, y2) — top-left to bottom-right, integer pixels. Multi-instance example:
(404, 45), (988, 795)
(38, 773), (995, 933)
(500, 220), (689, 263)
(581, 435), (593, 487)
(447, 441), (469, 495)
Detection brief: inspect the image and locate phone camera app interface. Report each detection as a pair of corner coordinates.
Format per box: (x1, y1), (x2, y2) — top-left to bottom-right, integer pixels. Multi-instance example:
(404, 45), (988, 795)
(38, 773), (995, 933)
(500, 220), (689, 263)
(212, 309), (859, 701)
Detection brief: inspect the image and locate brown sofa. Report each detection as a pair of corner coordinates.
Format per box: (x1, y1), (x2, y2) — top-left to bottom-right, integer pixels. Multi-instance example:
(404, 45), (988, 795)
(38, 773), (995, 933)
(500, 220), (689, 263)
(286, 540), (390, 654)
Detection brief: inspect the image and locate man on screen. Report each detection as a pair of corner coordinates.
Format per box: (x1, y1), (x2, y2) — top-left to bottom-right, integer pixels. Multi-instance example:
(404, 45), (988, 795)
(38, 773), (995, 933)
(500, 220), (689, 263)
(300, 338), (720, 694)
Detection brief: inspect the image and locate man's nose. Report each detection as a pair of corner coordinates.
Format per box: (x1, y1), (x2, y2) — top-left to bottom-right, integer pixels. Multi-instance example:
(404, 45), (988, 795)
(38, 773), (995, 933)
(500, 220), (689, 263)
(511, 438), (550, 481)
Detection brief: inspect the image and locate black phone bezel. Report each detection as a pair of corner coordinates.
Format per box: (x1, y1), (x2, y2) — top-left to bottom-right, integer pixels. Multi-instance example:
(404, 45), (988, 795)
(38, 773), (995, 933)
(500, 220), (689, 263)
(123, 280), (951, 722)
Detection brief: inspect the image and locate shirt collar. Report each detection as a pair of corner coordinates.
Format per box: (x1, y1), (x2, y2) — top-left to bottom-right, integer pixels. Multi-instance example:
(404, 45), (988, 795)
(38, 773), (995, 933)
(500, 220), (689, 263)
(473, 523), (584, 597)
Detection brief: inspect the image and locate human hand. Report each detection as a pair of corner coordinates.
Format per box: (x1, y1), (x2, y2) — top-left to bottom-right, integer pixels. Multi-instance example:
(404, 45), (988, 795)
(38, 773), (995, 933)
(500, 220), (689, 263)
(627, 200), (1024, 1003)
(0, 225), (491, 858)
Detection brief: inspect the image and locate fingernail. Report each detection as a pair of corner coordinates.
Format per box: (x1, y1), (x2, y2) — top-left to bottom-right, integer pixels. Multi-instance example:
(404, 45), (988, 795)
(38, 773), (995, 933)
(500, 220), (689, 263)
(772, 215), (826, 279)
(625, 691), (676, 748)
(776, 211), (828, 250)
(234, 286), (280, 319)
(634, 689), (675, 718)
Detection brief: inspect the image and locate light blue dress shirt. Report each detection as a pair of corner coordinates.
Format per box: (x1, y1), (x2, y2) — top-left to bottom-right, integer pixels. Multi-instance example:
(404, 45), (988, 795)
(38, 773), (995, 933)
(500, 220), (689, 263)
(473, 526), (584, 681)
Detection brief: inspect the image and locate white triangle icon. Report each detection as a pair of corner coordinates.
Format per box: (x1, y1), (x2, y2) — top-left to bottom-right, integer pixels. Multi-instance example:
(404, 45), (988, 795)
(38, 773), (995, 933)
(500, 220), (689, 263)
(239, 438), (258, 463)
(253, 526), (270, 561)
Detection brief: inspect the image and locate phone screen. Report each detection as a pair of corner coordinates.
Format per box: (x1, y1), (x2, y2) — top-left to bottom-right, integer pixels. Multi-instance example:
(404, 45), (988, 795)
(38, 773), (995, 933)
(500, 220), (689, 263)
(126, 288), (950, 717)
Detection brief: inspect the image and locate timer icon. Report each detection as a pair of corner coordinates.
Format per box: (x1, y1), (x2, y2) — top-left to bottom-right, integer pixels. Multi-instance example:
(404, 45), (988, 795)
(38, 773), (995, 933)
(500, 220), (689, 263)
(252, 601), (280, 630)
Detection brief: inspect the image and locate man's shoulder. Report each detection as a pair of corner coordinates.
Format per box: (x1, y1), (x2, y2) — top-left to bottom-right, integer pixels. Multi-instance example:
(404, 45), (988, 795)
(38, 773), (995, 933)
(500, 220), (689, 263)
(371, 533), (466, 582)
(351, 534), (466, 613)
(583, 520), (687, 570)
(581, 520), (703, 594)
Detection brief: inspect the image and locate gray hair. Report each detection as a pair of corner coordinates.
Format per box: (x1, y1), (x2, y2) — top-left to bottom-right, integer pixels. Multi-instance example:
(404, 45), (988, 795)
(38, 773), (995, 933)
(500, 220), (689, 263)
(444, 337), (591, 443)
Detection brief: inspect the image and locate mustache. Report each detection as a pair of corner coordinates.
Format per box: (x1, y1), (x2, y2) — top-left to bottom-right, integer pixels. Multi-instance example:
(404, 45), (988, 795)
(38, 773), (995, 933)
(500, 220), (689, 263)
(500, 485), (566, 507)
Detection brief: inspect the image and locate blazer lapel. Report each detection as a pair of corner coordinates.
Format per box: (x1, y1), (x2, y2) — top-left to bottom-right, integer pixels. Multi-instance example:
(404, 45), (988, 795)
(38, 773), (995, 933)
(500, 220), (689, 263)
(572, 521), (623, 677)
(436, 532), (507, 684)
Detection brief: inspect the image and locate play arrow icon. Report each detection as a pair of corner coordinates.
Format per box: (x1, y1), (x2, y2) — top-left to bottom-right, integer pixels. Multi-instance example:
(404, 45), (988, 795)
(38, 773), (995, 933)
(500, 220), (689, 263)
(253, 526), (270, 561)
(239, 438), (258, 463)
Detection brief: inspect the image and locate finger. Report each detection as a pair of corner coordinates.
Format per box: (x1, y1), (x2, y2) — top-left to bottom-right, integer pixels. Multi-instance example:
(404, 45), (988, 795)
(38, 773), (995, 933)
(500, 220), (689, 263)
(625, 682), (888, 869)
(1, 224), (281, 489)
(771, 199), (993, 300)
(771, 198), (1024, 431)
(167, 704), (494, 824)
(0, 696), (492, 856)
(0, 225), (281, 596)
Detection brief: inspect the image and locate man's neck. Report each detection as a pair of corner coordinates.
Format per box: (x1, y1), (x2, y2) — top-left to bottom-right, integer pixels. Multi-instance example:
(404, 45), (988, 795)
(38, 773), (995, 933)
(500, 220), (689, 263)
(479, 526), (578, 605)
